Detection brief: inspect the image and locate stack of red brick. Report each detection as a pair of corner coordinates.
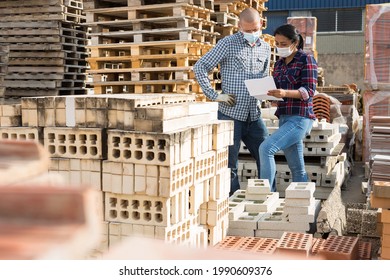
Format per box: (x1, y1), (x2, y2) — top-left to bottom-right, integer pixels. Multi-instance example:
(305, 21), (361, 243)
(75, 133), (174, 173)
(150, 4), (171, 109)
(215, 232), (372, 259)
(287, 17), (317, 61)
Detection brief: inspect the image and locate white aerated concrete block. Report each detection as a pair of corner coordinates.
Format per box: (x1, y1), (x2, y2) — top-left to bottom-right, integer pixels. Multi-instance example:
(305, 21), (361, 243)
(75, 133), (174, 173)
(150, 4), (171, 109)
(285, 182), (315, 198)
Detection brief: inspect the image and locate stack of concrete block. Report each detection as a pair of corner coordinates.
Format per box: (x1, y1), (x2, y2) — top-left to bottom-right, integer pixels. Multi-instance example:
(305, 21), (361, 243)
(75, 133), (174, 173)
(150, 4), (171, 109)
(257, 182), (320, 239)
(228, 179), (281, 237)
(239, 116), (348, 199)
(346, 203), (381, 259)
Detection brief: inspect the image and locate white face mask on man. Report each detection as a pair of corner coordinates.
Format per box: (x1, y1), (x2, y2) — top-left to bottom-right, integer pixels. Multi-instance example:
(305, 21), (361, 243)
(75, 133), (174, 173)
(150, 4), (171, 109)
(242, 31), (260, 44)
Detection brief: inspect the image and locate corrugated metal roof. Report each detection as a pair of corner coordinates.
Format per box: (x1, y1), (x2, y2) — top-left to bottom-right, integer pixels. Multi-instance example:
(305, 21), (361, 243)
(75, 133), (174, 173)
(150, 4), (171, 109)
(266, 0), (390, 11)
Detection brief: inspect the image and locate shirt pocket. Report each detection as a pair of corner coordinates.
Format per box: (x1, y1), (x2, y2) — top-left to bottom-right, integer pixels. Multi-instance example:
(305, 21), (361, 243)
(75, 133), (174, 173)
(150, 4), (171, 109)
(286, 69), (301, 85)
(233, 55), (248, 70)
(253, 57), (265, 74)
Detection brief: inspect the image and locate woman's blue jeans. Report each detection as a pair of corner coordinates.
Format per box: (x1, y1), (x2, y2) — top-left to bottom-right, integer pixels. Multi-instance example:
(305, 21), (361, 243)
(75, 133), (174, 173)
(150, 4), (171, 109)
(218, 112), (268, 195)
(259, 115), (313, 192)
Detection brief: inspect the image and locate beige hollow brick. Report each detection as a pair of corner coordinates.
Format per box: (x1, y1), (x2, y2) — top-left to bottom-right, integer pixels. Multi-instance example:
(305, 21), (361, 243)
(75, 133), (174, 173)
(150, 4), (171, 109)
(44, 127), (105, 159)
(194, 150), (216, 185)
(207, 215), (229, 246)
(0, 116), (21, 127)
(207, 197), (229, 227)
(137, 103), (189, 120)
(215, 147), (229, 174)
(191, 125), (203, 157)
(285, 182), (315, 199)
(107, 130), (179, 166)
(229, 211), (264, 230)
(0, 127), (42, 143)
(189, 183), (205, 214)
(111, 174), (123, 194)
(159, 158), (194, 198)
(104, 192), (172, 227)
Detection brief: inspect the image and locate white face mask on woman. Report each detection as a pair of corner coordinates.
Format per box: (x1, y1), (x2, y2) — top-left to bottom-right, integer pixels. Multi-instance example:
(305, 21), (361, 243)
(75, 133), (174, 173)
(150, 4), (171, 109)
(276, 44), (295, 58)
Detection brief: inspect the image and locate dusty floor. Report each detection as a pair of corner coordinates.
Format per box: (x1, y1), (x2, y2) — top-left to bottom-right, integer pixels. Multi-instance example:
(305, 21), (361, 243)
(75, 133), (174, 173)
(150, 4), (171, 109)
(341, 161), (367, 204)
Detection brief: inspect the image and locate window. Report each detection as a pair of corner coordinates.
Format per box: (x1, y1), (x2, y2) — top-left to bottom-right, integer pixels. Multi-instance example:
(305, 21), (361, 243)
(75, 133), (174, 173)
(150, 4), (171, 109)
(312, 8), (363, 32)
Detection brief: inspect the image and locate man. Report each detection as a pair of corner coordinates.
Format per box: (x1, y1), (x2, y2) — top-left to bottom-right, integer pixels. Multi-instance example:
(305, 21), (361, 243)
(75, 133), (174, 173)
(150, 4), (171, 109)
(194, 8), (271, 195)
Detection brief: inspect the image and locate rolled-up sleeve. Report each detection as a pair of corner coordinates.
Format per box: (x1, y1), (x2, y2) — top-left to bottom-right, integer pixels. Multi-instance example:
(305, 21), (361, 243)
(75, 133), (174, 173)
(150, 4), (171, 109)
(298, 55), (317, 101)
(193, 39), (228, 101)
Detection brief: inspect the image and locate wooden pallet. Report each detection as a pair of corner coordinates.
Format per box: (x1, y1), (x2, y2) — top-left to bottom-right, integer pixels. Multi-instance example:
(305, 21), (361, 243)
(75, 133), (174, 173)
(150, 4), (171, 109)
(88, 15), (216, 34)
(85, 3), (212, 22)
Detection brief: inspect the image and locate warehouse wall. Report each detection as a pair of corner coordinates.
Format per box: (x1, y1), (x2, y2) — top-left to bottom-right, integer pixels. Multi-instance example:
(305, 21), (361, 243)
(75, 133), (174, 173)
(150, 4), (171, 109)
(317, 53), (365, 90)
(317, 33), (365, 90)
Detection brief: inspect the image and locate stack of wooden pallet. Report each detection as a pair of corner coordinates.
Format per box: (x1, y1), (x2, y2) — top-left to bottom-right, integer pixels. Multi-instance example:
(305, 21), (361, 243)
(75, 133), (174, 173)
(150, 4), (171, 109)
(84, 0), (219, 97)
(212, 0), (268, 40)
(0, 0), (88, 97)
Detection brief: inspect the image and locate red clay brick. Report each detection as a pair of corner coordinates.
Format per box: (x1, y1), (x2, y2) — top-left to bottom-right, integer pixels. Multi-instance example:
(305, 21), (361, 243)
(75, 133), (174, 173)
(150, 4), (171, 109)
(311, 238), (327, 256)
(358, 240), (372, 260)
(275, 232), (313, 257)
(318, 235), (359, 260)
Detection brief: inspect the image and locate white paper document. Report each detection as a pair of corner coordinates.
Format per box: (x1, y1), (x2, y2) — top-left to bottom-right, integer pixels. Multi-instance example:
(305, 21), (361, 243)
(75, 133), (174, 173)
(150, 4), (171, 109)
(244, 76), (283, 101)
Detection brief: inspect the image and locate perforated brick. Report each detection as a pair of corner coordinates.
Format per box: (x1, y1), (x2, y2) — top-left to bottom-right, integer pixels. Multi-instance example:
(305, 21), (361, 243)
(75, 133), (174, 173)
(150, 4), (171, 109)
(207, 198), (229, 227)
(44, 127), (104, 159)
(213, 236), (246, 251)
(107, 129), (190, 166)
(0, 127), (42, 143)
(310, 238), (327, 255)
(318, 235), (359, 260)
(212, 120), (234, 150)
(275, 232), (313, 257)
(194, 150), (216, 185)
(358, 240), (372, 260)
(159, 159), (194, 198)
(105, 192), (177, 227)
(215, 147), (228, 174)
(207, 214), (229, 246)
(236, 237), (278, 254)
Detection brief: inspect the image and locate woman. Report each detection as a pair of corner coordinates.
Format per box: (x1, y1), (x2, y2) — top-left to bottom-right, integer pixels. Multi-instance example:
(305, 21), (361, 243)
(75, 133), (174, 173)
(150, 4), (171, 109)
(259, 24), (317, 192)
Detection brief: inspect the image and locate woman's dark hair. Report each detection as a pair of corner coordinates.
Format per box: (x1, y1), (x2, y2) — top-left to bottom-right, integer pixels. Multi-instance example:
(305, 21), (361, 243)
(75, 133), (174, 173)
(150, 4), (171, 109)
(274, 24), (304, 50)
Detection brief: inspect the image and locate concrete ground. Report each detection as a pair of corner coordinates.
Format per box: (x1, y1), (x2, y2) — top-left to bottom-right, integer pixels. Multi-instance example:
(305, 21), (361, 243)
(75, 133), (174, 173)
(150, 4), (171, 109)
(341, 161), (367, 204)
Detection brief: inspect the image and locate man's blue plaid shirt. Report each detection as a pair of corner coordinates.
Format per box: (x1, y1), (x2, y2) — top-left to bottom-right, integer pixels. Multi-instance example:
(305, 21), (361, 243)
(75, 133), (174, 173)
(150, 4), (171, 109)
(194, 32), (271, 122)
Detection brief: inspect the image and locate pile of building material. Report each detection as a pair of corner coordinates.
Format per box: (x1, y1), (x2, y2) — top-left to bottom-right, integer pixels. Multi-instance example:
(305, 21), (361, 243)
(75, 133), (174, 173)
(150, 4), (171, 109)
(0, 94), (236, 257)
(227, 179), (320, 239)
(214, 231), (371, 259)
(0, 0), (87, 97)
(239, 118), (348, 200)
(363, 3), (390, 260)
(287, 16), (317, 61)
